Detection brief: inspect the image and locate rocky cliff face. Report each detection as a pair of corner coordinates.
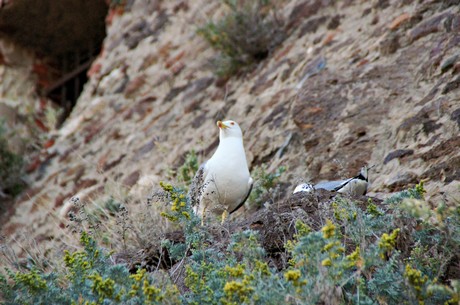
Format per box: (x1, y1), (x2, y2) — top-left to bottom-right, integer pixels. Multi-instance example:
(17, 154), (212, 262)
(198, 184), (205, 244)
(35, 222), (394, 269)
(1, 0), (459, 254)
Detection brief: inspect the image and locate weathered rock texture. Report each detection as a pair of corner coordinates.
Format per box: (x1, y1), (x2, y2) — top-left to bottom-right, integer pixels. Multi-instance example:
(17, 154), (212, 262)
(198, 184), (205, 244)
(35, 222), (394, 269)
(1, 0), (460, 255)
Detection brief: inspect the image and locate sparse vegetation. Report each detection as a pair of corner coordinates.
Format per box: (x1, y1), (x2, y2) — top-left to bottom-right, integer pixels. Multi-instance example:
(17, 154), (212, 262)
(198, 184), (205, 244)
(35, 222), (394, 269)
(198, 0), (285, 77)
(165, 151), (199, 192)
(0, 232), (180, 305)
(176, 151), (199, 188)
(247, 164), (285, 208)
(2, 181), (459, 304)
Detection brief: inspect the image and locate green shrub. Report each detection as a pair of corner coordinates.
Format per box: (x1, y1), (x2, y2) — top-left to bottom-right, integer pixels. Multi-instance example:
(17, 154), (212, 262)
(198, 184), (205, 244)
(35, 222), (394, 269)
(0, 232), (180, 305)
(247, 164), (285, 208)
(177, 150), (199, 187)
(165, 151), (199, 192)
(198, 0), (285, 77)
(166, 182), (459, 304)
(2, 183), (459, 304)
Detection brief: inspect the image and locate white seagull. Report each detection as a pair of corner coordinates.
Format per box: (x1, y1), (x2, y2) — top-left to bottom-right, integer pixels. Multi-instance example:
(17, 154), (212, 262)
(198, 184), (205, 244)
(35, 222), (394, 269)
(293, 166), (371, 196)
(189, 120), (253, 223)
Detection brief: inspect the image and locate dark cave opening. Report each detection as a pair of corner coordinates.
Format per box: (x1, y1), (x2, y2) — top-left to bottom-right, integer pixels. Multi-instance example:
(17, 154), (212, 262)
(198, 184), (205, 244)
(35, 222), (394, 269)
(0, 0), (109, 126)
(44, 47), (102, 126)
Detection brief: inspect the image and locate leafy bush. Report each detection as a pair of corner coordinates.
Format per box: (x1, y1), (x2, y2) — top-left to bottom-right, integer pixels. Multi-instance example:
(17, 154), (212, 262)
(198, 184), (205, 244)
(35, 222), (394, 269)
(198, 0), (285, 77)
(176, 150), (199, 187)
(0, 121), (25, 198)
(2, 182), (459, 304)
(247, 164), (285, 208)
(164, 151), (199, 193)
(0, 232), (180, 305)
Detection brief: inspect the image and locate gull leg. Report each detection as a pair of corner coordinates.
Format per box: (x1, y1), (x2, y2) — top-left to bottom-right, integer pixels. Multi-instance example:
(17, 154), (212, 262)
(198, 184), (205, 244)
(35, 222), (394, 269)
(201, 206), (207, 226)
(221, 210), (228, 224)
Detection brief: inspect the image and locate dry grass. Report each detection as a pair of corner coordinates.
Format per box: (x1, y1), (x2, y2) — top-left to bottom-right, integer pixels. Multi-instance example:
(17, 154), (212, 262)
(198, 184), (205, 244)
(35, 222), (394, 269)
(198, 0), (286, 77)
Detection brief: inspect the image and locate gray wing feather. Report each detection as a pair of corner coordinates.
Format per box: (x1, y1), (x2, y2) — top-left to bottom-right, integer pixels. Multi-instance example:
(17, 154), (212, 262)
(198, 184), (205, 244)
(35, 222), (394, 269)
(188, 161), (207, 208)
(229, 180), (253, 214)
(315, 178), (352, 191)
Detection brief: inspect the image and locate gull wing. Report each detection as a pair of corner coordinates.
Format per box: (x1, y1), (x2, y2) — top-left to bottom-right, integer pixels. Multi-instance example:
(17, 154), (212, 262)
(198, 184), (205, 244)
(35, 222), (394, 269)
(187, 161), (208, 208)
(314, 178), (353, 192)
(314, 167), (370, 194)
(229, 177), (253, 214)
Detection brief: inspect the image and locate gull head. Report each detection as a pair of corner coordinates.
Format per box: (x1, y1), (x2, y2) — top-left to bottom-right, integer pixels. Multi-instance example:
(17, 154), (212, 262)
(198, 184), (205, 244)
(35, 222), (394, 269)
(217, 120), (243, 139)
(360, 165), (375, 181)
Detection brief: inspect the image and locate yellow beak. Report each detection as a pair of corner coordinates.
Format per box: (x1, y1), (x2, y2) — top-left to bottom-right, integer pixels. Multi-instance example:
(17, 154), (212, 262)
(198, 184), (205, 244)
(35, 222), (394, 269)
(217, 121), (229, 129)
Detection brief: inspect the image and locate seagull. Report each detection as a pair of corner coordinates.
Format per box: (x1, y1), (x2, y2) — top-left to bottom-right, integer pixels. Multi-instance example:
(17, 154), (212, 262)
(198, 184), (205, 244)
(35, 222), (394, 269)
(293, 166), (371, 196)
(189, 120), (253, 223)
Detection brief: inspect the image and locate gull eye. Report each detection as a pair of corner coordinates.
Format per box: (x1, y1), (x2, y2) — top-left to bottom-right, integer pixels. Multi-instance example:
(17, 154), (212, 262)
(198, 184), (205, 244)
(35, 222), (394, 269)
(230, 122), (235, 126)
